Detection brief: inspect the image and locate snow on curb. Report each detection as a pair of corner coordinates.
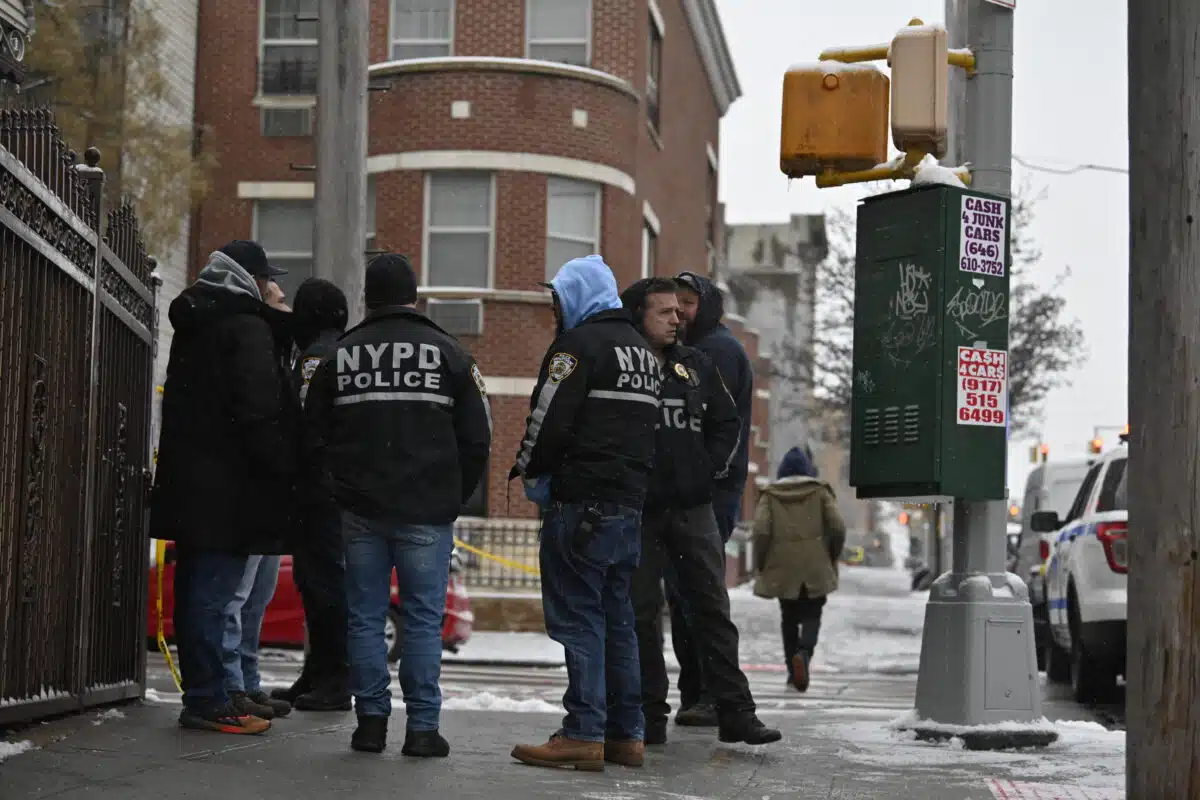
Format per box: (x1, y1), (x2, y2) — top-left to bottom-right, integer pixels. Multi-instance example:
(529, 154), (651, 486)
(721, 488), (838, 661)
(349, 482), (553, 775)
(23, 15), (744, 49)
(0, 740), (34, 763)
(889, 709), (1058, 735)
(92, 709), (126, 726)
(442, 691), (558, 713)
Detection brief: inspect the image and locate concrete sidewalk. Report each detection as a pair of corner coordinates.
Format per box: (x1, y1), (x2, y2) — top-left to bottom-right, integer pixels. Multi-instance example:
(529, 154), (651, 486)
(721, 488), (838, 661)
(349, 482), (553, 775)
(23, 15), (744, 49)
(0, 700), (1124, 799)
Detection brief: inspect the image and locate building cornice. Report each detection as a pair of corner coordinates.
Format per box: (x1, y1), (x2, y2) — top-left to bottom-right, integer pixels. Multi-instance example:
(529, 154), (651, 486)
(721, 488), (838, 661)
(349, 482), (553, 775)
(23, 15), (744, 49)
(368, 56), (639, 102)
(682, 0), (742, 116)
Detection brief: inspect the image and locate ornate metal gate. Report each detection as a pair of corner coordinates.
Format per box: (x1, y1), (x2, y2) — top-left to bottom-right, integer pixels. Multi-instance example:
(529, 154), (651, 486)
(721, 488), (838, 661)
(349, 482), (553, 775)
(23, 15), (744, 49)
(0, 109), (158, 724)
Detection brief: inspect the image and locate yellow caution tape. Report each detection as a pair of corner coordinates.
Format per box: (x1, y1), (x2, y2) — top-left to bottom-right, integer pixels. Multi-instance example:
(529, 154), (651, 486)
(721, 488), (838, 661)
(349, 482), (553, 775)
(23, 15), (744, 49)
(155, 539), (184, 692)
(453, 537), (541, 577)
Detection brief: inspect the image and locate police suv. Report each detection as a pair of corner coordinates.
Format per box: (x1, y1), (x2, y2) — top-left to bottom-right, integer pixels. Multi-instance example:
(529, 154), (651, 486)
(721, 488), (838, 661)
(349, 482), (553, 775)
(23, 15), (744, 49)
(1031, 437), (1128, 703)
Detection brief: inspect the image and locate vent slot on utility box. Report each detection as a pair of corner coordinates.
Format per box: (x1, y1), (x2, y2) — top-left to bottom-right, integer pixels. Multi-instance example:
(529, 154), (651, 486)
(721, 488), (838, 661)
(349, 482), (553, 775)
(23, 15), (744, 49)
(426, 299), (483, 336)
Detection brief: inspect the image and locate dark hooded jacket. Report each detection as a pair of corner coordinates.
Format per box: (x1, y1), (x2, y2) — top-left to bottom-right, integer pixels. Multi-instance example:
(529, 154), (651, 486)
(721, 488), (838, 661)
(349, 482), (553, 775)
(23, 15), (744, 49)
(621, 279), (741, 512)
(678, 271), (754, 496)
(149, 251), (299, 554)
(511, 256), (660, 509)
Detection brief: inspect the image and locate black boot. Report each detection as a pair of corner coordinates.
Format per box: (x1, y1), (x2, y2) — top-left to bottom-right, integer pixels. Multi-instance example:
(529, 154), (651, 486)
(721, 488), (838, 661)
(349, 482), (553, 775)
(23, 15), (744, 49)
(674, 702), (718, 727)
(644, 718), (668, 746)
(402, 729), (450, 758)
(718, 713), (782, 746)
(351, 716), (388, 753)
(294, 678), (352, 712)
(270, 674), (313, 705)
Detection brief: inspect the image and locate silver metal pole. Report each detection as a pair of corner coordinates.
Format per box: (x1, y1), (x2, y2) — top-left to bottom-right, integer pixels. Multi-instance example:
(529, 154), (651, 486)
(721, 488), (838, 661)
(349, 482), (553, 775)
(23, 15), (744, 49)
(910, 0), (1050, 746)
(314, 0), (369, 324)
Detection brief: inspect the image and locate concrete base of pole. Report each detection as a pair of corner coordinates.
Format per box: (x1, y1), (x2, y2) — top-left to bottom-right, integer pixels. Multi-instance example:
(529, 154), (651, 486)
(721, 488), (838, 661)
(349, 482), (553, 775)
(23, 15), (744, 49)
(903, 570), (1058, 750)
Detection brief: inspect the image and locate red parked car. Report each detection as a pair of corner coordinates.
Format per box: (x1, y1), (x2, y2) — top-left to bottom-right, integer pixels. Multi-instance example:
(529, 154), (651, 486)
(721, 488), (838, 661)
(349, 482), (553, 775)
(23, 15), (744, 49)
(149, 542), (473, 662)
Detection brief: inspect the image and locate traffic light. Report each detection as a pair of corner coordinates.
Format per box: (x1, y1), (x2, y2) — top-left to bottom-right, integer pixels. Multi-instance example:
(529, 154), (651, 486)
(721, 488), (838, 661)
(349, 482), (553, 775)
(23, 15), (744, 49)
(899, 511), (910, 525)
(1089, 438), (1103, 454)
(1029, 443), (1049, 464)
(780, 63), (890, 177)
(888, 21), (948, 157)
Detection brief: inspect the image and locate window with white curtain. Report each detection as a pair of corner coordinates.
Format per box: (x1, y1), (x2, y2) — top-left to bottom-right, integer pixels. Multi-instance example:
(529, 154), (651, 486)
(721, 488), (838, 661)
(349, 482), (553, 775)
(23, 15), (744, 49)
(260, 0), (319, 96)
(391, 0), (453, 60)
(545, 177), (600, 281)
(254, 176), (377, 299)
(425, 172), (494, 287)
(527, 0), (590, 66)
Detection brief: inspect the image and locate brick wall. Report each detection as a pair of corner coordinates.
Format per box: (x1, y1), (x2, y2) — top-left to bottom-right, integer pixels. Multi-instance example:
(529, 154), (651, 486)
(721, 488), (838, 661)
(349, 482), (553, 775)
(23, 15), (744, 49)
(191, 0), (731, 520)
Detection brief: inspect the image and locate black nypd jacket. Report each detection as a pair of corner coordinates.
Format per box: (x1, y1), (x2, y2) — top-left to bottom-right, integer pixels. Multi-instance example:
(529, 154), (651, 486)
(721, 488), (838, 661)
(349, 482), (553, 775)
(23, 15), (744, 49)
(304, 305), (492, 525)
(513, 309), (661, 508)
(644, 344), (741, 513)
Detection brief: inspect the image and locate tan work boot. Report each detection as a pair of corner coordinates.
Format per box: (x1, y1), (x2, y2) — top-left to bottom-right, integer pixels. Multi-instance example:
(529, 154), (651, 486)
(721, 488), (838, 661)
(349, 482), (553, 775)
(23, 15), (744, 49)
(604, 739), (645, 767)
(511, 732), (604, 771)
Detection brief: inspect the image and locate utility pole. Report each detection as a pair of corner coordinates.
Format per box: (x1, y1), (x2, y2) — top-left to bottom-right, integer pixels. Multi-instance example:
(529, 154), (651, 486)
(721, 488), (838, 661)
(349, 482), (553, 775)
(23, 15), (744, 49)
(314, 0), (369, 324)
(1127, 2), (1200, 793)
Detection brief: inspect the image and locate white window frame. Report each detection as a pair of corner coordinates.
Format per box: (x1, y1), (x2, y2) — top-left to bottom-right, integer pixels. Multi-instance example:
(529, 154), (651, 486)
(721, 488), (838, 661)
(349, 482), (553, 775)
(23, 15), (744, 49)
(259, 0), (319, 98)
(641, 224), (657, 279)
(545, 177), (601, 281)
(422, 171), (497, 289)
(389, 0), (455, 61)
(251, 199), (315, 296)
(525, 0), (592, 66)
(646, 6), (663, 132)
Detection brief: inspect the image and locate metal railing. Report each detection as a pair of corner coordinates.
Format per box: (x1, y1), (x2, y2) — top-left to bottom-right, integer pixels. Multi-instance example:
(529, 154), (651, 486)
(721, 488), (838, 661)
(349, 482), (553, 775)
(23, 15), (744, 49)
(454, 518), (541, 592)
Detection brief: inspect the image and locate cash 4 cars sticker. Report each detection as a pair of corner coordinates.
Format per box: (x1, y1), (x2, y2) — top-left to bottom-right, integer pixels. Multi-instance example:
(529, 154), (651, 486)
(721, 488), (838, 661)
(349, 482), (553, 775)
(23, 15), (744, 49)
(959, 195), (1007, 278)
(956, 346), (1007, 427)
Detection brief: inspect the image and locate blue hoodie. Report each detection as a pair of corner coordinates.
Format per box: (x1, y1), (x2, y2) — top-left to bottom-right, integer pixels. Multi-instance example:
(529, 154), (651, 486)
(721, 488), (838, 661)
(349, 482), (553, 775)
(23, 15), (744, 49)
(524, 255), (623, 508)
(549, 254), (624, 330)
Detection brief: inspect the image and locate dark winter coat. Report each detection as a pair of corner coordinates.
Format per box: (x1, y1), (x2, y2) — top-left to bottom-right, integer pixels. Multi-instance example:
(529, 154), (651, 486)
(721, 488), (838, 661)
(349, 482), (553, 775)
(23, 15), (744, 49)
(678, 271), (754, 496)
(149, 251), (299, 554)
(643, 344), (741, 512)
(304, 306), (492, 526)
(512, 256), (661, 509)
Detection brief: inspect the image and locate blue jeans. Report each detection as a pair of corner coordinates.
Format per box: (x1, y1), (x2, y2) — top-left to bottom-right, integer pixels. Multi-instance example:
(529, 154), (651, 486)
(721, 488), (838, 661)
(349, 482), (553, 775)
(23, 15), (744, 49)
(223, 555), (280, 694)
(540, 502), (643, 743)
(667, 487), (741, 708)
(173, 547), (250, 712)
(344, 512), (453, 729)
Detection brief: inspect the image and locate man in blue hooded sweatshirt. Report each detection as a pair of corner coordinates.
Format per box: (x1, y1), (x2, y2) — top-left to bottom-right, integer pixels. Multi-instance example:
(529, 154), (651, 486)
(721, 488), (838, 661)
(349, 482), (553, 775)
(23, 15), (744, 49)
(670, 271), (755, 726)
(509, 256), (660, 771)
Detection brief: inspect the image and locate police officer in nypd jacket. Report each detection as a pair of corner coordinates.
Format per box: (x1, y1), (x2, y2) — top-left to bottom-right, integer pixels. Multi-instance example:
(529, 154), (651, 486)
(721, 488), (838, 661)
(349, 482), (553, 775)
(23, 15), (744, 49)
(509, 255), (660, 772)
(304, 253), (491, 757)
(620, 277), (781, 749)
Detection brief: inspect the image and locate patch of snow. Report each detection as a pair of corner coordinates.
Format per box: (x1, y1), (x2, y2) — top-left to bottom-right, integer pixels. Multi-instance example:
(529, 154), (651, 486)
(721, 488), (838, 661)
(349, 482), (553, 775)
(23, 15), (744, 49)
(0, 740), (34, 762)
(142, 688), (175, 705)
(442, 632), (564, 665)
(788, 59), (886, 74)
(442, 691), (558, 713)
(91, 708), (126, 726)
(890, 709), (1058, 735)
(259, 648), (306, 664)
(913, 155), (969, 187)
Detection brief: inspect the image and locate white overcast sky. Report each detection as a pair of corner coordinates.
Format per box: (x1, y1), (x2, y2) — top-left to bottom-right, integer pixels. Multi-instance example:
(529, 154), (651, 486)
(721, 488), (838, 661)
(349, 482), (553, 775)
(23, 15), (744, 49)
(713, 0), (1128, 496)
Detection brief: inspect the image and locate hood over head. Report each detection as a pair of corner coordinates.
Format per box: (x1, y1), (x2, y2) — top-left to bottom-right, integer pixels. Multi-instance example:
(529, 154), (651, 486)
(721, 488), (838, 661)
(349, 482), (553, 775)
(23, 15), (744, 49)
(548, 254), (623, 331)
(168, 250), (263, 334)
(676, 271), (724, 343)
(292, 278), (348, 349)
(777, 445), (818, 479)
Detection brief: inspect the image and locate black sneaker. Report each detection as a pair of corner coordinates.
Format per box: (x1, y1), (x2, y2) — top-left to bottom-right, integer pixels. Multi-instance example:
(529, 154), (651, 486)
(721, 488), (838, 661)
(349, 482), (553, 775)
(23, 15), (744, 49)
(294, 686), (352, 712)
(248, 690), (293, 718)
(402, 729), (450, 758)
(718, 713), (782, 746)
(674, 703), (718, 727)
(351, 715), (388, 753)
(179, 704), (270, 735)
(644, 718), (668, 746)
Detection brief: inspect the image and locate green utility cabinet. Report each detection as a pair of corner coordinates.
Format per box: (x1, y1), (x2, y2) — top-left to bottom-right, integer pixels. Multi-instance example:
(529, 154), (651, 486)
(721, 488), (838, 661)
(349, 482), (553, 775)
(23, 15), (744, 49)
(849, 183), (1011, 500)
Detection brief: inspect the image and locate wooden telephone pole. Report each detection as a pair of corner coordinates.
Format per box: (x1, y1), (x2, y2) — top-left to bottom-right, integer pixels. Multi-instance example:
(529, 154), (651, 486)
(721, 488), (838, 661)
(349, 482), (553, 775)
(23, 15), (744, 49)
(1127, 1), (1200, 794)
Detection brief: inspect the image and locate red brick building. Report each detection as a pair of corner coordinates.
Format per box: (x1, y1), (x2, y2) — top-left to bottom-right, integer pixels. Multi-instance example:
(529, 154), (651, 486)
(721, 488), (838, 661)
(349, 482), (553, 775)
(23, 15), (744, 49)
(189, 0), (767, 520)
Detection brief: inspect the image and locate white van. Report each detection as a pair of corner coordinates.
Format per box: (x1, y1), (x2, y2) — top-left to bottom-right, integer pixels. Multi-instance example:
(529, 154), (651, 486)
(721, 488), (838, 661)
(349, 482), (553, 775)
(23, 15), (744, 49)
(1015, 458), (1093, 666)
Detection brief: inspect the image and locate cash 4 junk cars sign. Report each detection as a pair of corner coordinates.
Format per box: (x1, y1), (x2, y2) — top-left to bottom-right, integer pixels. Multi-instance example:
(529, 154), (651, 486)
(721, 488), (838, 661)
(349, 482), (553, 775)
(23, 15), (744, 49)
(957, 346), (1007, 427)
(959, 196), (1008, 278)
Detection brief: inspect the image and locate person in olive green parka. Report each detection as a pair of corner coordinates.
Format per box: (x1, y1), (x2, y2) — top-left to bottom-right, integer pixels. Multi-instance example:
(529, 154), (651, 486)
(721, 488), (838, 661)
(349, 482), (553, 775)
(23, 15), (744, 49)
(752, 446), (847, 692)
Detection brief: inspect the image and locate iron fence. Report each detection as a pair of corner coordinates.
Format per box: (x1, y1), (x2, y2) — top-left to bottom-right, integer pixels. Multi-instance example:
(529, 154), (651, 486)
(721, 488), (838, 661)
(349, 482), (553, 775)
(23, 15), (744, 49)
(454, 518), (541, 592)
(0, 108), (157, 724)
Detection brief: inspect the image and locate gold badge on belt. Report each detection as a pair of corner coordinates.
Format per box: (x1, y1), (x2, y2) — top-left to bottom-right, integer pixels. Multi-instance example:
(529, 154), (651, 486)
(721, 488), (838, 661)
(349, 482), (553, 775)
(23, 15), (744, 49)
(673, 363), (689, 380)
